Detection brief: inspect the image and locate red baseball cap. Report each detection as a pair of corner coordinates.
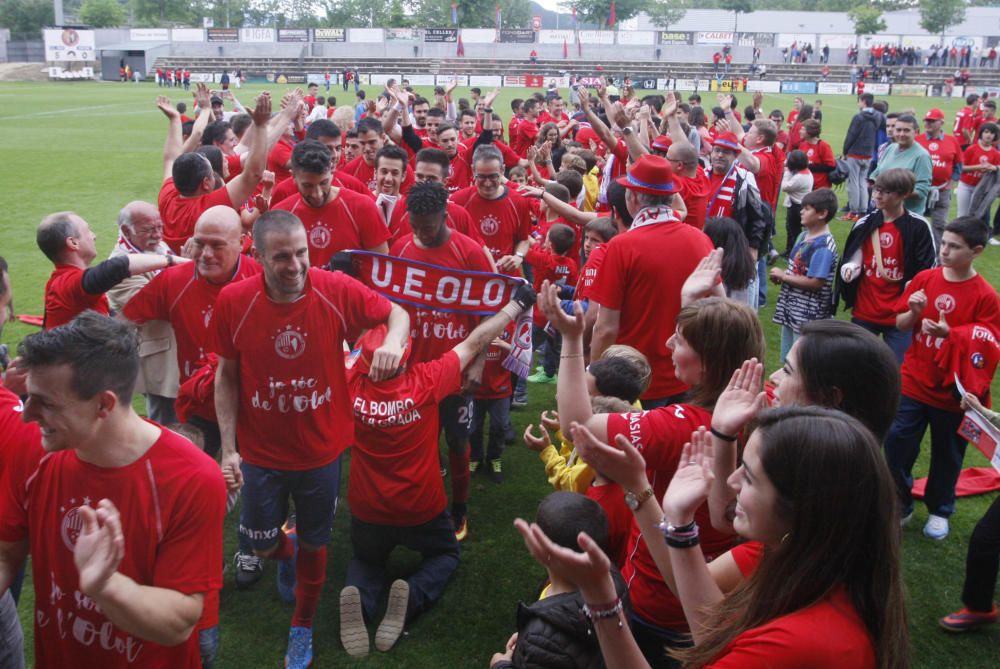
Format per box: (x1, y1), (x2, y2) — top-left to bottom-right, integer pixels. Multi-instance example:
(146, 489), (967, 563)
(651, 134), (673, 153)
(616, 154), (677, 196)
(574, 126), (599, 148)
(924, 108), (945, 121)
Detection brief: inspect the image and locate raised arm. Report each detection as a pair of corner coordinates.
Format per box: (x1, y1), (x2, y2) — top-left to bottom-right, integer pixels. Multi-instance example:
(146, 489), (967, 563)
(225, 92), (276, 208)
(182, 84), (214, 154)
(159, 96), (184, 182)
(453, 285), (534, 367)
(577, 86), (618, 156)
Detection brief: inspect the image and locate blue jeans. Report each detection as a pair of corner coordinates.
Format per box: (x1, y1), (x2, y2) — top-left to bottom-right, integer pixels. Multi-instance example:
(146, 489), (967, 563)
(145, 393), (177, 425)
(884, 395), (968, 517)
(346, 511), (460, 624)
(199, 625), (219, 669)
(471, 397), (512, 462)
(779, 325), (800, 363)
(851, 317), (911, 365)
(755, 256), (767, 309)
(532, 325), (561, 376)
(845, 156), (871, 215)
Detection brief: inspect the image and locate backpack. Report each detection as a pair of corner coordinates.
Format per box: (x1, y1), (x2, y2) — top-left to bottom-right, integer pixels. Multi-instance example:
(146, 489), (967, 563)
(828, 159), (850, 186)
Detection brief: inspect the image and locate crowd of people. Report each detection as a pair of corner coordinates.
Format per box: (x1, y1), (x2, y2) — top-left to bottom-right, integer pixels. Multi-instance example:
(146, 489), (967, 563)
(0, 72), (999, 669)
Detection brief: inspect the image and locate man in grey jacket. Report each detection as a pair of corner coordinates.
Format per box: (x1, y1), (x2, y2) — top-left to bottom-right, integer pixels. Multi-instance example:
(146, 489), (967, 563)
(842, 93), (882, 221)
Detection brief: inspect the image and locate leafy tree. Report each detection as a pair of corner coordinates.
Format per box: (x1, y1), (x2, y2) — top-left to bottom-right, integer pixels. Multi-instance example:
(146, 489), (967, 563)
(130, 0), (195, 24)
(560, 0), (645, 27)
(646, 0), (689, 29)
(849, 5), (887, 36)
(0, 0), (54, 37)
(718, 0), (753, 37)
(919, 0), (966, 37)
(79, 0), (126, 26)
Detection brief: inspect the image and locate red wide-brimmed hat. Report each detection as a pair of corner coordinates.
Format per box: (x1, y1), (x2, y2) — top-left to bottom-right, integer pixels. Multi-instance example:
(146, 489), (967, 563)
(711, 131), (742, 152)
(616, 154), (677, 196)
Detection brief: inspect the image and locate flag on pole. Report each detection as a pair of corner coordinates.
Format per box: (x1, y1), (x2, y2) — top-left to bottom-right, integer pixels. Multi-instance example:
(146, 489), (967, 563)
(608, 0), (616, 27)
(495, 3), (502, 31)
(571, 6), (577, 28)
(563, 38), (568, 59)
(457, 34), (465, 56)
(451, 2), (458, 24)
(578, 37), (582, 57)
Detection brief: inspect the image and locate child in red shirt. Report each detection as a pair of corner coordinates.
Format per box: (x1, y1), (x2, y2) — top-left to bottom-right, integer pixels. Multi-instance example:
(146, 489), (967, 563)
(885, 216), (1000, 540)
(525, 224), (579, 384)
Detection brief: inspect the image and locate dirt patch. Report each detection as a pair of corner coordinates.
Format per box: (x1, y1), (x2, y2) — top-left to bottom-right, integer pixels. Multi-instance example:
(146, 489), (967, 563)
(0, 63), (55, 81)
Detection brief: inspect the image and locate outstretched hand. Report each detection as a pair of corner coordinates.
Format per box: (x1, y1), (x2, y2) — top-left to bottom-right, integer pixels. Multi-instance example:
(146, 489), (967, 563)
(513, 519), (614, 602)
(681, 248), (724, 304)
(250, 92), (273, 126)
(156, 96), (178, 119)
(74, 499), (125, 598)
(661, 427), (715, 524)
(712, 358), (767, 435)
(569, 422), (649, 496)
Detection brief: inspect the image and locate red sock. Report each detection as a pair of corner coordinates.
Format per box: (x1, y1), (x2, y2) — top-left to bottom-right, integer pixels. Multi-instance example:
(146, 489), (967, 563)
(449, 447), (470, 506)
(292, 546), (327, 629)
(269, 530), (295, 561)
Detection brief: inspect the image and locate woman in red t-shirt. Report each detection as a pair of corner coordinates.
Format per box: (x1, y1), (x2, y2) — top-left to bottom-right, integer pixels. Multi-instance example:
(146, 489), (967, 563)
(537, 287), (765, 663)
(799, 119), (837, 189)
(514, 406), (908, 669)
(956, 122), (1000, 217)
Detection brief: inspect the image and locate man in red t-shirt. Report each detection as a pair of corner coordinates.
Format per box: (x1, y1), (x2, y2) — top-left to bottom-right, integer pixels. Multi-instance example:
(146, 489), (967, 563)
(390, 182), (495, 538)
(37, 211), (185, 330)
(340, 281), (533, 655)
(269, 120), (371, 204)
(159, 90), (297, 252)
(213, 210), (409, 667)
(590, 155), (713, 406)
(917, 108), (964, 247)
(451, 145), (534, 275)
(0, 312), (225, 669)
(885, 216), (1000, 539)
(954, 93), (980, 148)
(343, 117), (416, 194)
(511, 99), (541, 156)
(273, 139), (390, 267)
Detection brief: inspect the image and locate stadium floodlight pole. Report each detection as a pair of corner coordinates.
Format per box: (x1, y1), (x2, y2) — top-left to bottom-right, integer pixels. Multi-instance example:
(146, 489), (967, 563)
(53, 0), (64, 25)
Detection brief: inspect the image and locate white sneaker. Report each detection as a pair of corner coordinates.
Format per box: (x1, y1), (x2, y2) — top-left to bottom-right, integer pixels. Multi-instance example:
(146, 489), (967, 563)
(900, 511), (914, 527)
(924, 514), (949, 540)
(990, 237), (1000, 246)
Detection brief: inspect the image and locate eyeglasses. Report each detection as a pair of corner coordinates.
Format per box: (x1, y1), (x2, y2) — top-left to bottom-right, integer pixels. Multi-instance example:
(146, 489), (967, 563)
(474, 173), (502, 183)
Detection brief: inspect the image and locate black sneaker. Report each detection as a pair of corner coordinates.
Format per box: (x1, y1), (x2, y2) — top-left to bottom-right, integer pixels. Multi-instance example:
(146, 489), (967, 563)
(233, 550), (264, 589)
(488, 459), (504, 483)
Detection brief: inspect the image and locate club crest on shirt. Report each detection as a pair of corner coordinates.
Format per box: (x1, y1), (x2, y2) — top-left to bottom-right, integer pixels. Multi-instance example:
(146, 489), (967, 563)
(972, 352), (986, 369)
(273, 325), (307, 359)
(935, 293), (956, 314)
(480, 214), (500, 236)
(929, 142), (939, 151)
(60, 503), (85, 551)
(310, 225), (332, 249)
(879, 232), (894, 248)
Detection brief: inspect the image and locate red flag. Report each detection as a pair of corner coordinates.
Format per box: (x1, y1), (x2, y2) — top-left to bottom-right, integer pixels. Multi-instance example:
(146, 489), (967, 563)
(563, 39), (568, 59)
(572, 6), (577, 27)
(608, 0), (616, 27)
(457, 34), (465, 57)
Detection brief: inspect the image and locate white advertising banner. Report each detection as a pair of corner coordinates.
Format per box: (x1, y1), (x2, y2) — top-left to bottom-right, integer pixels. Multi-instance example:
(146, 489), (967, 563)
(901, 35), (939, 49)
(538, 30), (575, 45)
(469, 75), (502, 87)
(777, 33), (814, 48)
(859, 35), (899, 48)
(697, 31), (733, 45)
(864, 82), (891, 95)
(44, 28), (95, 62)
(817, 34), (856, 50)
(746, 80), (781, 93)
(130, 28), (168, 41)
(369, 74), (402, 85)
(656, 78), (672, 90)
(578, 30), (614, 45)
(189, 72), (214, 83)
(172, 28), (205, 42)
(350, 28), (384, 43)
(673, 78), (710, 91)
(461, 29), (497, 43)
(817, 82), (854, 95)
(437, 75), (469, 86)
(404, 74), (436, 86)
(240, 27), (275, 43)
(618, 31), (655, 46)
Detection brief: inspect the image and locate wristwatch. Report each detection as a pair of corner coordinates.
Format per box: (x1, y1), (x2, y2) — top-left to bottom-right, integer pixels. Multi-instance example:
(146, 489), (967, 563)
(622, 126), (634, 135)
(624, 486), (654, 511)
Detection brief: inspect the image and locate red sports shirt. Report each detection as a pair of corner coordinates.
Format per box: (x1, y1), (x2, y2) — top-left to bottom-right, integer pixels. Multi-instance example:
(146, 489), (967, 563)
(525, 247), (578, 326)
(802, 140), (836, 190)
(43, 265), (110, 330)
(606, 405), (735, 630)
(450, 186), (534, 272)
(267, 138), (295, 185)
(916, 133), (963, 187)
(897, 268), (1000, 411)
(211, 269), (391, 470)
(0, 427), (226, 669)
(853, 220), (906, 326)
(0, 385), (40, 479)
(475, 323), (515, 400)
(390, 231), (493, 363)
(751, 145), (785, 209)
(347, 351), (461, 525)
(959, 143), (1000, 187)
(389, 201), (484, 247)
(158, 178), (235, 253)
(590, 219), (714, 400)
(575, 244), (608, 301)
(673, 171), (712, 229)
(269, 171), (372, 204)
(273, 190), (390, 267)
(123, 258), (260, 383)
(447, 146), (474, 193)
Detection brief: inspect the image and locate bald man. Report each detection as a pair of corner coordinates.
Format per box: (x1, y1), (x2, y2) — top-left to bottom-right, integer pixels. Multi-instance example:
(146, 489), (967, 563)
(121, 205), (264, 631)
(38, 211), (188, 330)
(107, 201), (181, 425)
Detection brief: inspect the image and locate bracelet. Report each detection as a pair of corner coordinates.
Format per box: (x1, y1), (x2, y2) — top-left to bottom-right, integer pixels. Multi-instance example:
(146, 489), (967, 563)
(560, 353), (584, 359)
(665, 534), (701, 549)
(657, 519), (698, 537)
(166, 254), (175, 267)
(582, 598), (624, 628)
(710, 427), (738, 442)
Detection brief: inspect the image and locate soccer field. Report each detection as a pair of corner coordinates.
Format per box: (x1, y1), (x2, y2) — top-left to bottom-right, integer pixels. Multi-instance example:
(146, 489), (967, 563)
(0, 80), (998, 667)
